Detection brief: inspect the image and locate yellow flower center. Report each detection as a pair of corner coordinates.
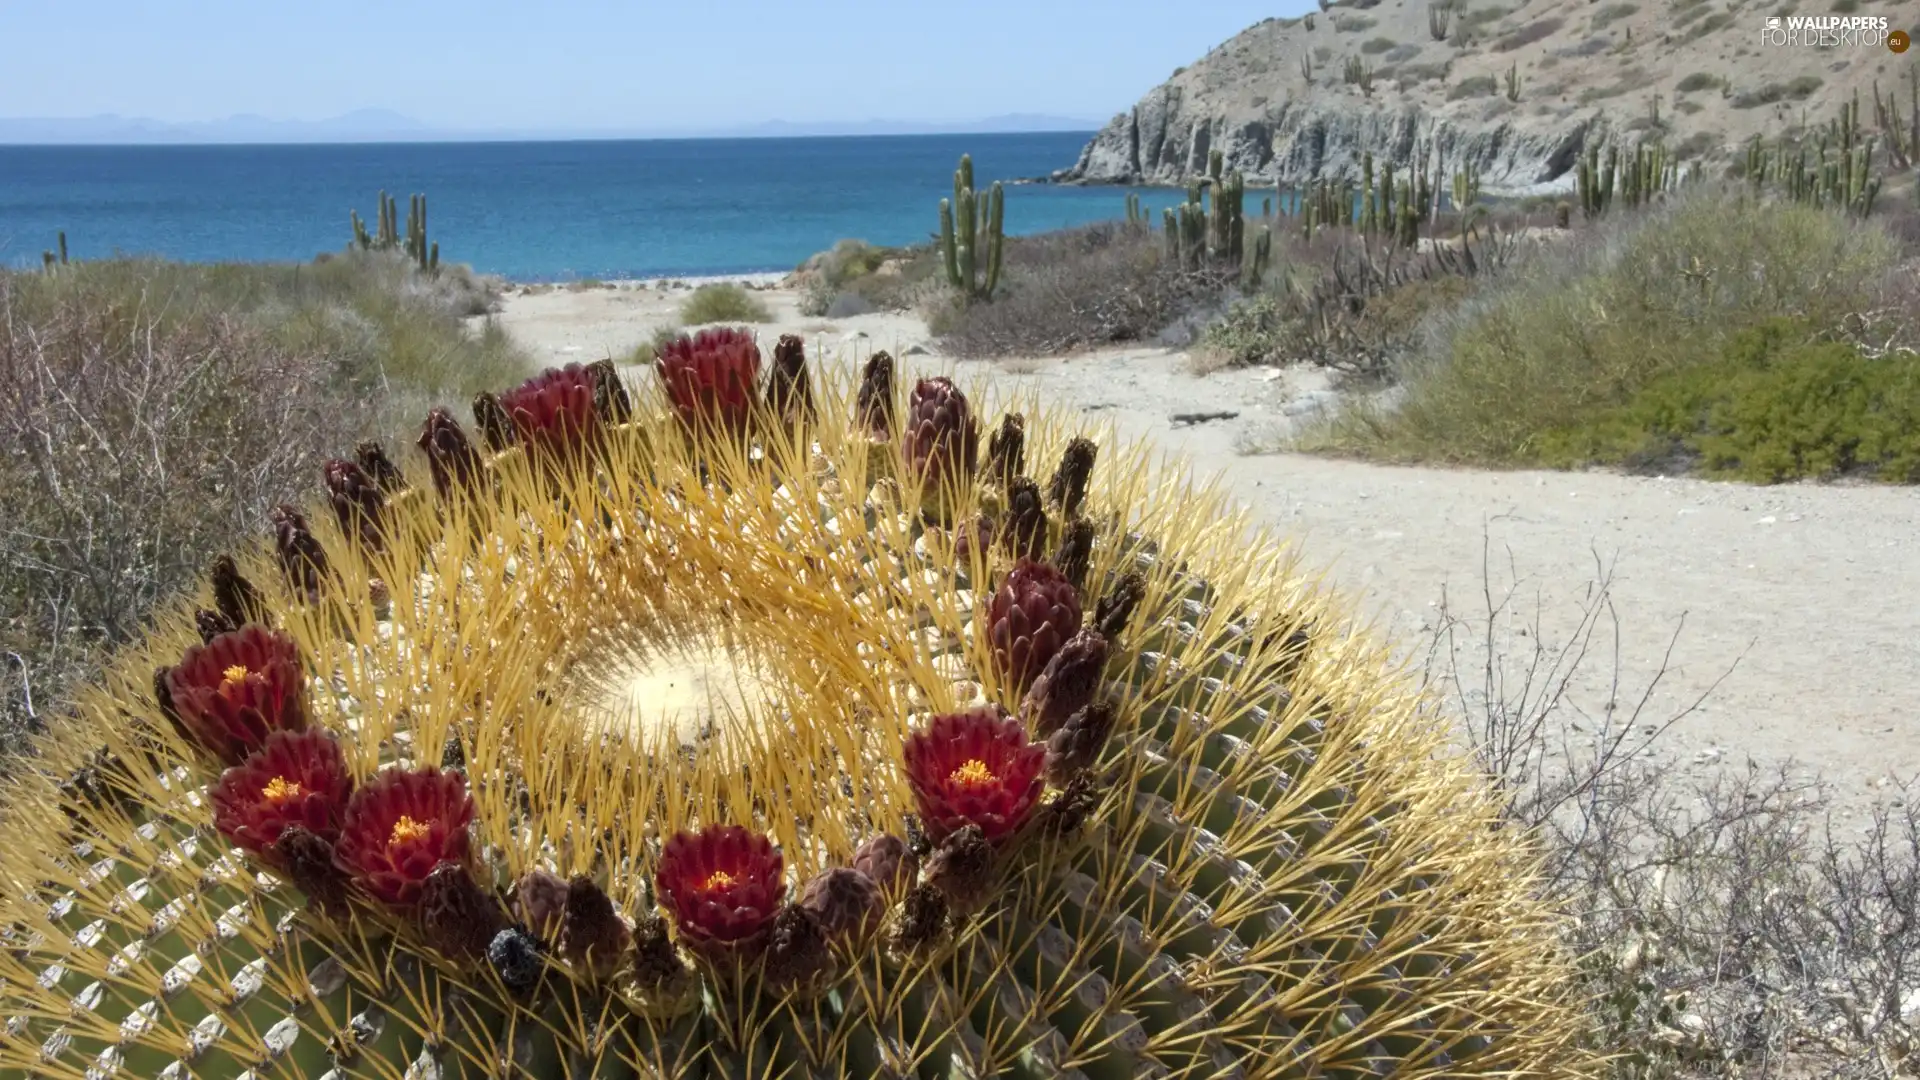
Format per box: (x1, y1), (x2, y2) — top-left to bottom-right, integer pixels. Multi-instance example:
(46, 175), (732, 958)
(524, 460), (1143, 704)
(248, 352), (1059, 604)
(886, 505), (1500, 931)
(260, 776), (303, 803)
(949, 759), (996, 788)
(221, 664), (251, 688)
(388, 815), (431, 846)
(702, 870), (737, 891)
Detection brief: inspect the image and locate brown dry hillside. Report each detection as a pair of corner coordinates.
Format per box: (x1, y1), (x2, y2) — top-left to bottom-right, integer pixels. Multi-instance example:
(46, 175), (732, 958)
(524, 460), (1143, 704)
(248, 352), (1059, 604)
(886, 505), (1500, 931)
(1054, 0), (1919, 194)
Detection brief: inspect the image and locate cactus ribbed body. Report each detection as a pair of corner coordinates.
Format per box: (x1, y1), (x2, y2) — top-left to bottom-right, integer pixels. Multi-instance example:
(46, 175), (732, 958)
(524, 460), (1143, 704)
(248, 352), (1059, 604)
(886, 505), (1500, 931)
(0, 356), (1598, 1078)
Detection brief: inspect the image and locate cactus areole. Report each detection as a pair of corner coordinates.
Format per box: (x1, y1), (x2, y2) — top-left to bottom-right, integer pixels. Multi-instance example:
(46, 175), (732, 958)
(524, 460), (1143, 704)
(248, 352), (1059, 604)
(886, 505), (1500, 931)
(0, 340), (1599, 1078)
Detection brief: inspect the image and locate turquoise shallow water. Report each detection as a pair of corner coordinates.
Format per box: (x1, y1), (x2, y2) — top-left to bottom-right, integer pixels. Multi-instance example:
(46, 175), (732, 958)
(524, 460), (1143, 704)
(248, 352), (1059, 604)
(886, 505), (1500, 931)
(0, 133), (1194, 282)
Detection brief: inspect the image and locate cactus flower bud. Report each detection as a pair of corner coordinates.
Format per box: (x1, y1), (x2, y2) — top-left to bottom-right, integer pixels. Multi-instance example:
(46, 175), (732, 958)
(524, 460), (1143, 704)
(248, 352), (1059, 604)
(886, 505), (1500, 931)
(417, 407), (484, 498)
(271, 504), (328, 605)
(766, 334), (814, 429)
(922, 824), (996, 913)
(1094, 571), (1147, 640)
(1044, 700), (1119, 786)
(762, 904), (835, 994)
(420, 861), (507, 962)
(471, 390), (517, 452)
(325, 458), (387, 554)
(354, 439), (408, 494)
(561, 874), (633, 979)
(856, 351), (896, 440)
(985, 559), (1084, 695)
(514, 868), (571, 945)
(798, 867), (885, 945)
(851, 834), (917, 903)
(1047, 436), (1097, 518)
(984, 412), (1026, 488)
(903, 376), (979, 505)
(210, 554), (267, 627)
(1022, 629), (1110, 737)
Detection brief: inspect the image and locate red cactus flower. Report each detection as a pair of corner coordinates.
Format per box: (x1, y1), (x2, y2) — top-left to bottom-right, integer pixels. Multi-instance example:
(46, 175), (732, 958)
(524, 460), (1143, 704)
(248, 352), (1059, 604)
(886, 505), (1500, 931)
(500, 364), (601, 459)
(903, 377), (979, 492)
(654, 824), (785, 960)
(901, 706), (1046, 845)
(984, 558), (1084, 695)
(209, 729), (353, 865)
(333, 766), (475, 908)
(655, 328), (762, 436)
(164, 624), (311, 766)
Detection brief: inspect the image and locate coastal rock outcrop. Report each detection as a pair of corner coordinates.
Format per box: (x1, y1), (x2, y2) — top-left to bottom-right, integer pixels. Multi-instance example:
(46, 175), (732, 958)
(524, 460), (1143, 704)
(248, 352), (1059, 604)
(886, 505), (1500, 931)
(1051, 4), (1907, 193)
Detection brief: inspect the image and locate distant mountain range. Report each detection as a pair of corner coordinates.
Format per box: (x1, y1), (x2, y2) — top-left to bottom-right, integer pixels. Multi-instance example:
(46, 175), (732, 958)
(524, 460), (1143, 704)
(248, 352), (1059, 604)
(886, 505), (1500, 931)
(0, 110), (1100, 145)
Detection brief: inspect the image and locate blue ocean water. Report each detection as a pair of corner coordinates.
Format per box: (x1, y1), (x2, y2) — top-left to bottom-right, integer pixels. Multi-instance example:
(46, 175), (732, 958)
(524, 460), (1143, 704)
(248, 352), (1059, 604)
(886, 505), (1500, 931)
(0, 133), (1193, 282)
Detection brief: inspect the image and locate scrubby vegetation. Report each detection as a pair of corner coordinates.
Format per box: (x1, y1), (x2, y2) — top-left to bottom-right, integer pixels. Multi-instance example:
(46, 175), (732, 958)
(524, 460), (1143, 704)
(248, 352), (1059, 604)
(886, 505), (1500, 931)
(1312, 192), (1918, 472)
(677, 281), (772, 324)
(0, 250), (526, 752)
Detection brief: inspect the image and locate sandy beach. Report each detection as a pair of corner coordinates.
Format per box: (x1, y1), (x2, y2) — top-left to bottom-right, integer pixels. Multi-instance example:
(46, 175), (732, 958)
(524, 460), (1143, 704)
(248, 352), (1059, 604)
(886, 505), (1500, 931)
(488, 278), (1920, 818)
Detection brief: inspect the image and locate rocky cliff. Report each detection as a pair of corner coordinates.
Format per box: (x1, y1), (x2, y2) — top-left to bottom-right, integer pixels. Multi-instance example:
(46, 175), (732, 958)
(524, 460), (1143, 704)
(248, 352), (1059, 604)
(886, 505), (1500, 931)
(1053, 0), (1916, 195)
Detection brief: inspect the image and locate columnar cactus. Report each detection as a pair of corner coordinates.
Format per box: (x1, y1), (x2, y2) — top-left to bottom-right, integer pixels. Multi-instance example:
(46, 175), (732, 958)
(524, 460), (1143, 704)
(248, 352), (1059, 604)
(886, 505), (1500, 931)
(939, 153), (1005, 304)
(0, 349), (1600, 1079)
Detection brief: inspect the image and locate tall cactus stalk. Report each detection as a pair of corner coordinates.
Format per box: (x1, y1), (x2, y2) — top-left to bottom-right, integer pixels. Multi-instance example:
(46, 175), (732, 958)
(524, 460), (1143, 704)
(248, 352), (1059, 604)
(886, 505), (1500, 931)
(939, 154), (1004, 304)
(349, 189), (440, 271)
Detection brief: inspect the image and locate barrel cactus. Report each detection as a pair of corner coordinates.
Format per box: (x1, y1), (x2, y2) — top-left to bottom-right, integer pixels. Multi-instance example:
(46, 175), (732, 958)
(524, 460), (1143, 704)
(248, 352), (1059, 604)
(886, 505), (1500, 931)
(0, 335), (1597, 1079)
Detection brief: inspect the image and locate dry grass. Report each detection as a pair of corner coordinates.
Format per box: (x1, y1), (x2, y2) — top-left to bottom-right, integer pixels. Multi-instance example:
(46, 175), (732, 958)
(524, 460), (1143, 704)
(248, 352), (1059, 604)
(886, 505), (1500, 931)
(0, 252), (528, 757)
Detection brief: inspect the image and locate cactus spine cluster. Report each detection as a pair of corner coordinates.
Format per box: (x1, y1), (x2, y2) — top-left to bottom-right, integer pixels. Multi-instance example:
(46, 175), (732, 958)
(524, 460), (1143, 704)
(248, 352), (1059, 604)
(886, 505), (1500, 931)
(0, 340), (1600, 1078)
(939, 155), (1004, 304)
(351, 190), (440, 272)
(1164, 149), (1272, 287)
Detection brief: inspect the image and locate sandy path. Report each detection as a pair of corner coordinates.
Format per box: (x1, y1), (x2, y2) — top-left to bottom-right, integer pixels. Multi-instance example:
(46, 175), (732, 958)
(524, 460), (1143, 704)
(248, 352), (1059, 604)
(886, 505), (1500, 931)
(490, 280), (1919, 816)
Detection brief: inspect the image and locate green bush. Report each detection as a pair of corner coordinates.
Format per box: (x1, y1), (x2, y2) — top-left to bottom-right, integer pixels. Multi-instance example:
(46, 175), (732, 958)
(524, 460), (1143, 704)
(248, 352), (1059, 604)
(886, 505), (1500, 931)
(678, 282), (772, 324)
(1315, 189), (1901, 465)
(1538, 319), (1920, 482)
(1674, 71), (1723, 93)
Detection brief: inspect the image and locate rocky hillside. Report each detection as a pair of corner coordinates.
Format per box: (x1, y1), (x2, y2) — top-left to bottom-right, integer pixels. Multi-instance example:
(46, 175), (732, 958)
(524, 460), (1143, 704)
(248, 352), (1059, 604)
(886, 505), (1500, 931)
(1054, 0), (1917, 194)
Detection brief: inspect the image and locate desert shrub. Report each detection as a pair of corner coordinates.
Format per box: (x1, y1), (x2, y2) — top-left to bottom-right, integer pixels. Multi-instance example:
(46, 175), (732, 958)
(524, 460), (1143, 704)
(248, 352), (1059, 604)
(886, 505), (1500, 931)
(1694, 10), (1734, 32)
(1199, 235), (1486, 374)
(678, 282), (772, 324)
(825, 291), (878, 318)
(1556, 34), (1612, 57)
(1362, 35), (1399, 53)
(931, 222), (1230, 358)
(1331, 12), (1377, 31)
(1732, 75), (1822, 108)
(1383, 43), (1423, 63)
(1591, 2), (1638, 29)
(1537, 318), (1920, 481)
(623, 324), (686, 366)
(1494, 16), (1562, 50)
(1674, 71), (1723, 93)
(1317, 189), (1901, 465)
(0, 254), (524, 754)
(1449, 75), (1499, 99)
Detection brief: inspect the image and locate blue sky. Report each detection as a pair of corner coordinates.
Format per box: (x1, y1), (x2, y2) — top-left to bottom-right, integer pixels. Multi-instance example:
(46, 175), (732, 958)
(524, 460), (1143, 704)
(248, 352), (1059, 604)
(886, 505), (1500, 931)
(1, 1), (1315, 129)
